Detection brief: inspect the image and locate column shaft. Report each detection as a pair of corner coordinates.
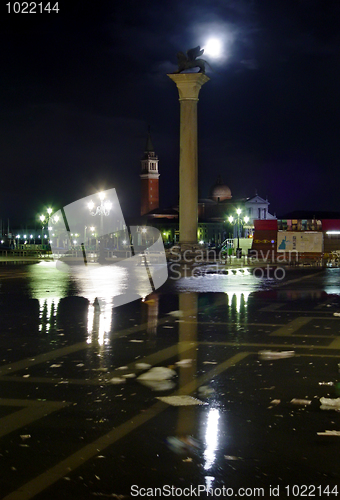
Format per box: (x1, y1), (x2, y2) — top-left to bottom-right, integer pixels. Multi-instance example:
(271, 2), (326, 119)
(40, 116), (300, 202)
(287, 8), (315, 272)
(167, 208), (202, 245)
(168, 73), (210, 249)
(179, 99), (198, 245)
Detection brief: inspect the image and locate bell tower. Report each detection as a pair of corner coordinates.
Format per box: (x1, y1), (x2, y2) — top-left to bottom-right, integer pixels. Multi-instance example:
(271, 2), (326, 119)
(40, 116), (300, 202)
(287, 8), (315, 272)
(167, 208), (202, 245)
(140, 129), (159, 215)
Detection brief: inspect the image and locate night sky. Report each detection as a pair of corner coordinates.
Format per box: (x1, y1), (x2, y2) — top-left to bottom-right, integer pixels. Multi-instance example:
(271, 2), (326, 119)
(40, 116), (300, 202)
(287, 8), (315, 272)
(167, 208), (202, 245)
(1, 0), (340, 227)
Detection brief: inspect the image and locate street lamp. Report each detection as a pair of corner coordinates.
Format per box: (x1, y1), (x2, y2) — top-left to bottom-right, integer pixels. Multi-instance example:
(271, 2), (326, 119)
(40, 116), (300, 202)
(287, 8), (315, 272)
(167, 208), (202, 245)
(88, 193), (112, 261)
(88, 192), (112, 217)
(228, 209), (249, 258)
(39, 208), (59, 253)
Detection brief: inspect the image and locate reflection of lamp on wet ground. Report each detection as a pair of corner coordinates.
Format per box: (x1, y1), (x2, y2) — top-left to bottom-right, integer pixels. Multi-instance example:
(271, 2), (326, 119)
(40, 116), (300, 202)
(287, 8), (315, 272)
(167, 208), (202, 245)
(228, 209), (249, 258)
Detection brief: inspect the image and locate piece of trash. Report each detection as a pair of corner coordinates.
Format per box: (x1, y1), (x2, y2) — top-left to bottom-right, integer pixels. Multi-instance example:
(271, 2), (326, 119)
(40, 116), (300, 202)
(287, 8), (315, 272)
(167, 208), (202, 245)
(290, 398), (311, 405)
(258, 350), (295, 361)
(319, 381), (334, 386)
(166, 436), (199, 454)
(163, 326), (174, 329)
(270, 399), (281, 405)
(203, 361), (218, 365)
(23, 374), (30, 378)
(224, 455), (241, 461)
(92, 367), (108, 372)
(117, 366), (129, 370)
(50, 364), (62, 368)
(156, 395), (206, 406)
(108, 377), (126, 385)
(129, 340), (144, 343)
(122, 373), (136, 379)
(138, 367), (176, 381)
(135, 363), (152, 370)
(175, 359), (192, 366)
(320, 397), (340, 410)
(317, 430), (340, 436)
(167, 310), (184, 317)
(76, 363), (85, 367)
(138, 380), (176, 391)
(20, 435), (31, 440)
(198, 386), (214, 396)
(182, 457), (193, 462)
(333, 312), (340, 317)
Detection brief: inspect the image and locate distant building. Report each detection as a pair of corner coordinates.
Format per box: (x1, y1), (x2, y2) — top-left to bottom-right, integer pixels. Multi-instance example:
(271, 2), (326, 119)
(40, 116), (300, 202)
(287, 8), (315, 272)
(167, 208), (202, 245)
(140, 131), (159, 216)
(138, 132), (275, 248)
(252, 211), (340, 262)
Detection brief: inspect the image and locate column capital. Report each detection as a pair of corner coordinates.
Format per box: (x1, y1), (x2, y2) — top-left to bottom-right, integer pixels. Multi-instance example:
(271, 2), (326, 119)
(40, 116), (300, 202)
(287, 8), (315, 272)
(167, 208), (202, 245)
(168, 73), (210, 100)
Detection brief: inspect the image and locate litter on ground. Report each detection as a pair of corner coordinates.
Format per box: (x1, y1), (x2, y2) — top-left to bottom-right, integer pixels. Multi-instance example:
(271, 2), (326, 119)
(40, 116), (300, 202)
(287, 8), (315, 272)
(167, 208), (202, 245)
(156, 395), (206, 406)
(317, 430), (340, 436)
(138, 380), (176, 391)
(258, 350), (295, 361)
(108, 377), (126, 385)
(167, 310), (184, 317)
(320, 397), (340, 410)
(198, 385), (215, 396)
(137, 367), (176, 381)
(175, 359), (192, 366)
(135, 363), (152, 370)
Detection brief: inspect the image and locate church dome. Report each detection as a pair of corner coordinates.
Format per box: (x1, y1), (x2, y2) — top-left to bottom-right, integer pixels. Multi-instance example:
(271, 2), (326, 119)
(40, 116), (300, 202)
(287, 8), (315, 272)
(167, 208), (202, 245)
(210, 176), (232, 202)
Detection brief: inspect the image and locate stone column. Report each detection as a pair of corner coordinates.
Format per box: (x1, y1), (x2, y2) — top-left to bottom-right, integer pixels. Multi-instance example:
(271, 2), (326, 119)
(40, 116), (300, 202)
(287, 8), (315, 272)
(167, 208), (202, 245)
(168, 73), (210, 249)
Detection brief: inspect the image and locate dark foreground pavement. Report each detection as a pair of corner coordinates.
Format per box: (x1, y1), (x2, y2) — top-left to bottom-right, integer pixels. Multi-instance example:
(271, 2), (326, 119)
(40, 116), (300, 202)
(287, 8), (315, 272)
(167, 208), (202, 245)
(1, 265), (340, 498)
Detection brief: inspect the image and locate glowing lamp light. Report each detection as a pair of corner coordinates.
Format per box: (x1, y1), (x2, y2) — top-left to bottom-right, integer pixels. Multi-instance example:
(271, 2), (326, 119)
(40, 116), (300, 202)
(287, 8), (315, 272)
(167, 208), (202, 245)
(236, 208), (242, 216)
(244, 216), (249, 224)
(228, 216), (234, 223)
(141, 228), (147, 233)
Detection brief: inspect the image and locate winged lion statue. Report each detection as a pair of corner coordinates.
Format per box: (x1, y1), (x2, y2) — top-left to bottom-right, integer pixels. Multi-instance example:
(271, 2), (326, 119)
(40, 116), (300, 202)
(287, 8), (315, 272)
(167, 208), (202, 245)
(174, 46), (210, 74)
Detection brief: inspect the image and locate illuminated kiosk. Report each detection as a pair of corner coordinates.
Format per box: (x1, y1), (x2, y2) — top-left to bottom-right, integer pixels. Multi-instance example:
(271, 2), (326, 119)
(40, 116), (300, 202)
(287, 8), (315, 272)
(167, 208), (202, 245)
(168, 73), (209, 250)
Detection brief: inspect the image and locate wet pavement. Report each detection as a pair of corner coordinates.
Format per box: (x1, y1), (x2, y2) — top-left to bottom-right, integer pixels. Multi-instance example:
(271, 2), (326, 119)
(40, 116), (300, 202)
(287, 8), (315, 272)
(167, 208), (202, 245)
(1, 262), (340, 498)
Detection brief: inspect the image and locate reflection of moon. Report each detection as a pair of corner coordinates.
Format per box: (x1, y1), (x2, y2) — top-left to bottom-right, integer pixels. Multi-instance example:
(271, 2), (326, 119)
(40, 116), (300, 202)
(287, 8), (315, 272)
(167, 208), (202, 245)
(204, 38), (222, 58)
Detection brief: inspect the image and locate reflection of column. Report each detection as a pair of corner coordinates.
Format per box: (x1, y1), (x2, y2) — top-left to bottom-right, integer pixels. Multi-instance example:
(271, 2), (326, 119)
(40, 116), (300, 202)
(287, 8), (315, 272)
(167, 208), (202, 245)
(176, 292), (198, 437)
(143, 294), (159, 347)
(168, 73), (209, 248)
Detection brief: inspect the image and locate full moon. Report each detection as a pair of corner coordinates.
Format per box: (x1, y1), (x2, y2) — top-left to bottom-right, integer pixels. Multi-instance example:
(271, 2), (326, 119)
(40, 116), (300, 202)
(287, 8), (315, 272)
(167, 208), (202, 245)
(203, 38), (222, 58)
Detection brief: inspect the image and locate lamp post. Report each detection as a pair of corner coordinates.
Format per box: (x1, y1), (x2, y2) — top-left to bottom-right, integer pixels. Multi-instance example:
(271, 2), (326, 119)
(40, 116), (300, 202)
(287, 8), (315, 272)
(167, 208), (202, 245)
(39, 208), (59, 253)
(88, 192), (112, 262)
(228, 209), (249, 258)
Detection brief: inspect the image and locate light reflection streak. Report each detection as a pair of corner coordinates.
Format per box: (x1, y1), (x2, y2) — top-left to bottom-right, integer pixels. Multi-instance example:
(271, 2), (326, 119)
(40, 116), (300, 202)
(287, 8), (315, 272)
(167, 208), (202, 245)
(38, 297), (58, 332)
(204, 408), (220, 470)
(224, 291), (251, 313)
